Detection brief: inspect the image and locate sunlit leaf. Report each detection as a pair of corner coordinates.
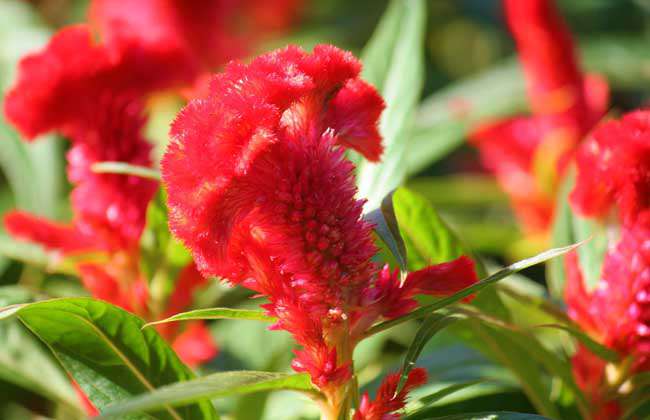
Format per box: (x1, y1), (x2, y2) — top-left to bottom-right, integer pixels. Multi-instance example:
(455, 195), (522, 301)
(144, 308), (275, 328)
(365, 242), (581, 337)
(8, 298), (218, 420)
(98, 371), (317, 419)
(356, 0), (426, 209)
(396, 314), (461, 395)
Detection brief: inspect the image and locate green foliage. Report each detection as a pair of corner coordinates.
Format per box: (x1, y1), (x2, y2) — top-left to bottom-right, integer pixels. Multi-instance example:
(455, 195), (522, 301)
(549, 172), (609, 298)
(98, 372), (317, 419)
(5, 298), (218, 420)
(0, 286), (80, 412)
(145, 308), (275, 328)
(356, 0), (426, 209)
(140, 189), (193, 314)
(396, 313), (461, 395)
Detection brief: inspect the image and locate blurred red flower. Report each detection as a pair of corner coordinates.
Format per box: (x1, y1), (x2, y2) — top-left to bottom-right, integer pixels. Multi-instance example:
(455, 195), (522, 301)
(571, 110), (650, 226)
(3, 25), (216, 372)
(565, 110), (650, 417)
(469, 0), (609, 235)
(90, 0), (302, 94)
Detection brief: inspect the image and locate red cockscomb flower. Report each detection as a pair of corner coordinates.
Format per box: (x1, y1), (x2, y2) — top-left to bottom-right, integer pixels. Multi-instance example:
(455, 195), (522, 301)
(90, 0), (302, 93)
(162, 45), (477, 413)
(354, 368), (428, 420)
(565, 110), (650, 418)
(571, 110), (650, 225)
(3, 24), (216, 369)
(469, 0), (609, 234)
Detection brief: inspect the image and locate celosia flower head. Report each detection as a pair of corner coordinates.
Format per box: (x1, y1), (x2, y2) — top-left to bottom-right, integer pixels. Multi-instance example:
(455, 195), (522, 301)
(571, 110), (650, 225)
(565, 110), (650, 417)
(163, 45), (478, 396)
(469, 0), (608, 234)
(3, 24), (216, 368)
(567, 110), (650, 367)
(90, 0), (302, 90)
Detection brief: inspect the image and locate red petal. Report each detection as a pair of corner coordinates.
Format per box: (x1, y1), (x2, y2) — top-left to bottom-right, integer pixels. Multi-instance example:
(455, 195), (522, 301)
(326, 79), (384, 161)
(4, 211), (96, 254)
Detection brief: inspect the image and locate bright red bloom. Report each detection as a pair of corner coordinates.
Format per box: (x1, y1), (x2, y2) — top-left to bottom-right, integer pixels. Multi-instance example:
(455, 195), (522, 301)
(354, 368), (428, 420)
(469, 0), (609, 234)
(3, 23), (216, 368)
(90, 0), (302, 91)
(565, 110), (650, 418)
(162, 45), (477, 411)
(571, 110), (650, 225)
(566, 227), (650, 371)
(4, 25), (191, 140)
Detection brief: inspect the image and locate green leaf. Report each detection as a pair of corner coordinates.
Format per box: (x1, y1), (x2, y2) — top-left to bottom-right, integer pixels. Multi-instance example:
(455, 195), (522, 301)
(364, 242), (581, 337)
(396, 314), (461, 395)
(9, 298), (218, 420)
(547, 173), (576, 299)
(144, 308), (275, 328)
(549, 172), (608, 296)
(572, 216), (607, 292)
(91, 161), (161, 180)
(532, 324), (619, 362)
(0, 287), (80, 411)
(461, 318), (590, 419)
(429, 412), (551, 420)
(389, 187), (513, 319)
(139, 189), (192, 313)
(356, 0), (426, 209)
(464, 324), (561, 419)
(98, 371), (317, 419)
(364, 190), (408, 272)
(391, 188), (477, 270)
(413, 380), (484, 406)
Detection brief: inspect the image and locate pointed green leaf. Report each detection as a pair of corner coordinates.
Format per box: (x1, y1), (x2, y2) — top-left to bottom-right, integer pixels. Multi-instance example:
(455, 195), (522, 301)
(98, 371), (317, 419)
(365, 190), (408, 271)
(91, 161), (161, 180)
(365, 242), (581, 337)
(415, 380), (484, 406)
(144, 308), (275, 328)
(533, 324), (620, 362)
(396, 314), (461, 395)
(356, 0), (426, 209)
(9, 298), (218, 420)
(140, 189), (193, 311)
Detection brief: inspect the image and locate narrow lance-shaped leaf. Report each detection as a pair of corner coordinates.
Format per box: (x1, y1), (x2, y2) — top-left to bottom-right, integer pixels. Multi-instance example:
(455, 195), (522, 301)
(532, 324), (620, 363)
(144, 308), (276, 329)
(98, 371), (319, 419)
(6, 298), (218, 420)
(140, 189), (192, 313)
(91, 161), (161, 180)
(356, 0), (426, 209)
(364, 189), (408, 272)
(365, 242), (582, 337)
(395, 314), (462, 395)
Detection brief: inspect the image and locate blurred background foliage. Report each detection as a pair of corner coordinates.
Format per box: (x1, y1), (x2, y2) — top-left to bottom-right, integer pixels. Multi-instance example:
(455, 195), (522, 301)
(0, 0), (649, 419)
